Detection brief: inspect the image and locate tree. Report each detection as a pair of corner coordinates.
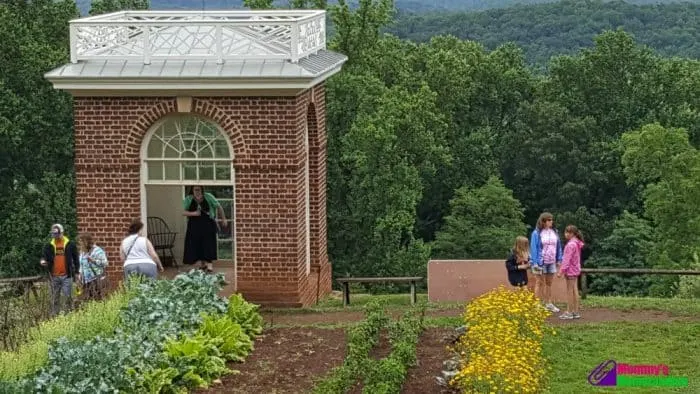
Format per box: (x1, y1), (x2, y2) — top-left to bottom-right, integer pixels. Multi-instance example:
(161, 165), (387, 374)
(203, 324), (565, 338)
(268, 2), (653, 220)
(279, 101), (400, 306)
(417, 37), (534, 240)
(621, 123), (700, 266)
(432, 177), (526, 259)
(0, 0), (78, 277)
(89, 0), (148, 15)
(329, 0), (394, 68)
(621, 123), (694, 186)
(586, 211), (655, 296)
(243, 0), (274, 9)
(331, 84), (448, 279)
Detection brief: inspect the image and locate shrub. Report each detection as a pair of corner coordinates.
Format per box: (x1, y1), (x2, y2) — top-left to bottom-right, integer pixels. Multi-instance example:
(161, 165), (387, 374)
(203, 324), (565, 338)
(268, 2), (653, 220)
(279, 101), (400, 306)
(450, 286), (553, 394)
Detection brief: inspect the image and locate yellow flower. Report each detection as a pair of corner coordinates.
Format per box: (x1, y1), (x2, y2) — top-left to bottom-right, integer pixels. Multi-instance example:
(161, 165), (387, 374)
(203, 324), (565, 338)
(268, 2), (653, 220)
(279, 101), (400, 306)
(450, 286), (550, 394)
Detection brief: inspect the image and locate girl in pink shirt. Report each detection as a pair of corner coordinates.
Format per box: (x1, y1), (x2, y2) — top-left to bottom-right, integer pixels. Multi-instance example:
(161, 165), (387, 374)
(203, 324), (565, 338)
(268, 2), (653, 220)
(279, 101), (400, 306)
(557, 225), (584, 319)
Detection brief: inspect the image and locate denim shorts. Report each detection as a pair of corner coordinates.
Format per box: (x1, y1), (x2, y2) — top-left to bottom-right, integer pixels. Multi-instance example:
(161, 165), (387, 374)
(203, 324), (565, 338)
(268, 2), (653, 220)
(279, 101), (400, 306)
(532, 263), (557, 275)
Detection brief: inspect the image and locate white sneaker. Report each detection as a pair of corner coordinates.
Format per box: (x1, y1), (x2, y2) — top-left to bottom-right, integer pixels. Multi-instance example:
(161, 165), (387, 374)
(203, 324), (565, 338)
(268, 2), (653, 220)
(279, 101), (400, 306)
(546, 303), (560, 313)
(559, 312), (574, 320)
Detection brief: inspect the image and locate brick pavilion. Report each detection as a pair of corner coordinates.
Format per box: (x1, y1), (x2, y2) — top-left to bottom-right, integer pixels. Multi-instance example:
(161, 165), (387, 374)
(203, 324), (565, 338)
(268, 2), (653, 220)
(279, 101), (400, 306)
(44, 10), (346, 307)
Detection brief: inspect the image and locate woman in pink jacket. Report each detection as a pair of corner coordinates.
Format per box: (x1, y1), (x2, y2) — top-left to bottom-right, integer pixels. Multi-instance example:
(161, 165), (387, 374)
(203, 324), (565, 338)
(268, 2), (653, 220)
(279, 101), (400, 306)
(557, 225), (584, 320)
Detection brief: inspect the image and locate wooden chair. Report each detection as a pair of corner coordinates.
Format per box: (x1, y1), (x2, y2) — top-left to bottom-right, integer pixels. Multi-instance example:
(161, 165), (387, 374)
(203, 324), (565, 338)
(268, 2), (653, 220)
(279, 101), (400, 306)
(146, 216), (178, 267)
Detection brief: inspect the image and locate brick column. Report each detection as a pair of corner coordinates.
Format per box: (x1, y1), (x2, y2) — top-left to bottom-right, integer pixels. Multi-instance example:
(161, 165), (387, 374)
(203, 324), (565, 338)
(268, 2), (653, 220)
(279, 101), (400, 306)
(212, 97), (308, 307)
(295, 85), (332, 306)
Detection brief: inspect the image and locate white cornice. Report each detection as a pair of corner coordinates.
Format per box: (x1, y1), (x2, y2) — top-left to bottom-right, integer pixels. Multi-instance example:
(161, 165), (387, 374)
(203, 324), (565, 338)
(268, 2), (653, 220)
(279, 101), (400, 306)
(45, 66), (342, 97)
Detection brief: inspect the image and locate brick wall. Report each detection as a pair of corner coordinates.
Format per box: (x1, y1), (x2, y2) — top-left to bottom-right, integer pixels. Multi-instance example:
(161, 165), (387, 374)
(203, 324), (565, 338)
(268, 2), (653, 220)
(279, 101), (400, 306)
(73, 84), (331, 307)
(427, 259), (568, 303)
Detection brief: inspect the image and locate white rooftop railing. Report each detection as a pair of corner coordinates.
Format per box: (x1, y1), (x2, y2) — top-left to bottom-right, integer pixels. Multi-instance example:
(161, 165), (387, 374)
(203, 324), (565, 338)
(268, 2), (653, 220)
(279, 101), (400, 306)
(68, 10), (327, 64)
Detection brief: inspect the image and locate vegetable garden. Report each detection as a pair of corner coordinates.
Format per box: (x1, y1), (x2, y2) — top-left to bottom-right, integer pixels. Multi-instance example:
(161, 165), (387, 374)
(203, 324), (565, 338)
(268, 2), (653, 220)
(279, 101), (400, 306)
(1, 278), (699, 393)
(0, 271), (263, 393)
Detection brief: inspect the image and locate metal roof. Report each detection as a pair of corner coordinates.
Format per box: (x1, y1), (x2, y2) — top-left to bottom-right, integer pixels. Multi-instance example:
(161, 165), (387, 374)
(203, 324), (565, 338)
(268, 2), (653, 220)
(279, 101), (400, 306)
(45, 49), (347, 80)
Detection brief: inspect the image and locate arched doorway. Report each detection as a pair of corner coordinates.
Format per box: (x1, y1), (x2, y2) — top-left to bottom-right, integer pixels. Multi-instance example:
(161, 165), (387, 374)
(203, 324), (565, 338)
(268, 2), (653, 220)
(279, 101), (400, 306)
(139, 114), (235, 286)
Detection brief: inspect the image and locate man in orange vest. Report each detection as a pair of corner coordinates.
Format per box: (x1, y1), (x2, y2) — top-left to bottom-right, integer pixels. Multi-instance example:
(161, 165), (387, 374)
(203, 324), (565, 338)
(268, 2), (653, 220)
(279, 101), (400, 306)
(40, 224), (80, 316)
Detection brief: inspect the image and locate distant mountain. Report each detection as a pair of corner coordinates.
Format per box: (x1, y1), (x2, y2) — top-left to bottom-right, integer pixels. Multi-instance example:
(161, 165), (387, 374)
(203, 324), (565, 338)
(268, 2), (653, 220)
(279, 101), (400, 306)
(387, 0), (700, 66)
(75, 0), (698, 16)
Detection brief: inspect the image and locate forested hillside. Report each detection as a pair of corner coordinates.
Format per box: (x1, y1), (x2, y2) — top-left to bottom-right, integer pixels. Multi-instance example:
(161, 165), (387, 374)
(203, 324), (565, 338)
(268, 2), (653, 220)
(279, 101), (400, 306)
(1, 0), (700, 298)
(74, 0), (698, 15)
(388, 0), (700, 66)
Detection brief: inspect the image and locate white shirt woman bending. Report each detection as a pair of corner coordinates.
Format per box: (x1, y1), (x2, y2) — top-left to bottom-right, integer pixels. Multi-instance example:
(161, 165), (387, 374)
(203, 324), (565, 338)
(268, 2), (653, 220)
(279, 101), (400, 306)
(121, 218), (164, 282)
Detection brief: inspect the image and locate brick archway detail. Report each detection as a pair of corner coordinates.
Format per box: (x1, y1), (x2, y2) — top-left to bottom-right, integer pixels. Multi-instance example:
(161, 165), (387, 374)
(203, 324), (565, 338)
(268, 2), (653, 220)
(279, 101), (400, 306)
(124, 98), (250, 161)
(192, 98), (251, 161)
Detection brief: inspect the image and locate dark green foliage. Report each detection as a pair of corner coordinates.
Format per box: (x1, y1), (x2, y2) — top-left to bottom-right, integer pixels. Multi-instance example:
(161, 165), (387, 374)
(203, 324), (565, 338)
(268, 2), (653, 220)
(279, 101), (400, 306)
(432, 177), (527, 259)
(89, 0), (149, 15)
(0, 0), (78, 278)
(586, 211), (655, 295)
(388, 0), (700, 67)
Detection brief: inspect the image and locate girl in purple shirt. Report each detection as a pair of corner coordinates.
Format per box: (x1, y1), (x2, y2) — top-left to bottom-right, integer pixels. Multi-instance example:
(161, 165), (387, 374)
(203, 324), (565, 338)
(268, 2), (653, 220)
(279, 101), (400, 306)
(529, 212), (563, 312)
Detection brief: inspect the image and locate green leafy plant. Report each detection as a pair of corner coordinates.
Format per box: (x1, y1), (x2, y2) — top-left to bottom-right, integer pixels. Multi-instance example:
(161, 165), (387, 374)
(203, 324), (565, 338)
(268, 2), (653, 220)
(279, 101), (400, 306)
(362, 308), (425, 394)
(121, 270), (228, 336)
(312, 301), (388, 394)
(164, 334), (231, 389)
(131, 366), (183, 394)
(226, 293), (263, 339)
(198, 313), (253, 362)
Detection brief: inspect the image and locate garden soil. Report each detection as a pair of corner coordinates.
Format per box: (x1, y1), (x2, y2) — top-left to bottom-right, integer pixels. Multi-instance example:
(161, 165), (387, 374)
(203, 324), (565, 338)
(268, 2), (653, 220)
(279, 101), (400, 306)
(197, 328), (346, 394)
(199, 307), (696, 393)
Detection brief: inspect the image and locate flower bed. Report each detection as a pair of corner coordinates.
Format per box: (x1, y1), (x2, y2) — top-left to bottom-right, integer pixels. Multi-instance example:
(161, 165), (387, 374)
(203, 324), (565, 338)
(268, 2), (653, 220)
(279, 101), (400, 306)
(450, 286), (553, 394)
(0, 271), (262, 393)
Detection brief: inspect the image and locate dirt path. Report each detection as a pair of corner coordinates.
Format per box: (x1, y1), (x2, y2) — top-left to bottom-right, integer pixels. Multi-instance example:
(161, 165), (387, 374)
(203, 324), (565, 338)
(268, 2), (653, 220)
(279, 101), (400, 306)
(401, 328), (456, 394)
(262, 307), (697, 327)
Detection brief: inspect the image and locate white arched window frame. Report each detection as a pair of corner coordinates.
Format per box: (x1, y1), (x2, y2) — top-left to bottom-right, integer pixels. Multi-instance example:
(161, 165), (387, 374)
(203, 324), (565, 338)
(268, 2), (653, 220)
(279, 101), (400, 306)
(139, 115), (236, 269)
(142, 115), (234, 185)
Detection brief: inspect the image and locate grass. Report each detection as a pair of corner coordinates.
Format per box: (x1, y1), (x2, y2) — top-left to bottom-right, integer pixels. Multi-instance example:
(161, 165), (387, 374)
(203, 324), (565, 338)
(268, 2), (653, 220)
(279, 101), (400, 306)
(545, 322), (700, 393)
(582, 296), (700, 316)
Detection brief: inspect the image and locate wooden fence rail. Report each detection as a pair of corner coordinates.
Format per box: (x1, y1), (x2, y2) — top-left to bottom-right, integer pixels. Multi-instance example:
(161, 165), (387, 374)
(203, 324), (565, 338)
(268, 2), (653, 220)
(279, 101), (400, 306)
(579, 268), (700, 299)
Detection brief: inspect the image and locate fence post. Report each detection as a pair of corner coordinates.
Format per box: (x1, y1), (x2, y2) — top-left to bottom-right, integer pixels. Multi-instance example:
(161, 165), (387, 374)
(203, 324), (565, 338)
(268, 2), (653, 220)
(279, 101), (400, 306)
(580, 273), (588, 299)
